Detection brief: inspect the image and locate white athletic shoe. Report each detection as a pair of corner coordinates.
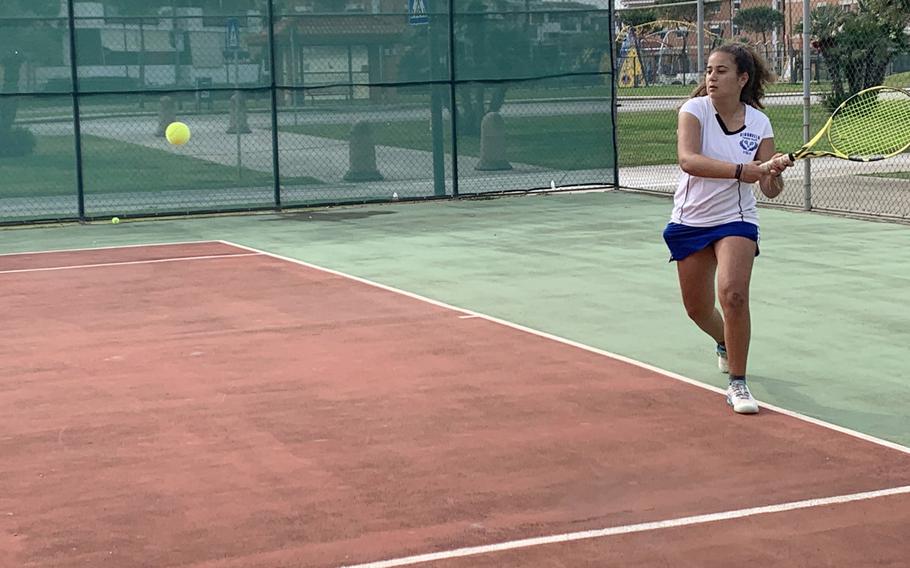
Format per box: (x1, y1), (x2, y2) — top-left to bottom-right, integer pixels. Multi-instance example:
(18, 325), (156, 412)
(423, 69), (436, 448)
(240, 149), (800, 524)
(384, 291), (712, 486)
(726, 379), (759, 414)
(716, 343), (729, 374)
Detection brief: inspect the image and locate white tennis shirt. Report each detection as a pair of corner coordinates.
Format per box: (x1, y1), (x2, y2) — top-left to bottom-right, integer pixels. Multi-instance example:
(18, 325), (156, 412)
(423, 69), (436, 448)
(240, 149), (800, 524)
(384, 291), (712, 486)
(671, 96), (774, 227)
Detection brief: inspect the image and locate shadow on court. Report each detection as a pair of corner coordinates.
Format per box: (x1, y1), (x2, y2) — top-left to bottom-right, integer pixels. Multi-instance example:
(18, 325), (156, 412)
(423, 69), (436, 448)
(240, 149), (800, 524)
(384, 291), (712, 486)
(269, 210), (398, 222)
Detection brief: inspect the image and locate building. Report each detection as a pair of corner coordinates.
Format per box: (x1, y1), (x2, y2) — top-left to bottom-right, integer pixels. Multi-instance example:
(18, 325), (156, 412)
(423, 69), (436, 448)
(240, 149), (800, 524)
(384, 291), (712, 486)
(615, 0), (862, 83)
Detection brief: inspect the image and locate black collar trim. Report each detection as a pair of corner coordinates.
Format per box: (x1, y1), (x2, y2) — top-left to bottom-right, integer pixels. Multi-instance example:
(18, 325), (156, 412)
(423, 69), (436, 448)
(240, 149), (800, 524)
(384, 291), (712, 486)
(714, 113), (746, 135)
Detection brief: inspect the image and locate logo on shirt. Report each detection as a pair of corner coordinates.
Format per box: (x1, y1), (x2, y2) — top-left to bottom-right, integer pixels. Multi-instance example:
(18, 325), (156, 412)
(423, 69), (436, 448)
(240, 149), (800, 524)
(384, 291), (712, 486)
(739, 132), (760, 154)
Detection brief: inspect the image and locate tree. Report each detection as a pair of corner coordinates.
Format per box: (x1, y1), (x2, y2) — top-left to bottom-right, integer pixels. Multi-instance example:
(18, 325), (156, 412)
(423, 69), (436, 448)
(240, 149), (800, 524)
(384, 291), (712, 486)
(0, 0), (60, 156)
(652, 0), (695, 24)
(399, 0), (534, 135)
(731, 7), (783, 66)
(616, 9), (656, 29)
(452, 0), (537, 135)
(810, 0), (909, 110)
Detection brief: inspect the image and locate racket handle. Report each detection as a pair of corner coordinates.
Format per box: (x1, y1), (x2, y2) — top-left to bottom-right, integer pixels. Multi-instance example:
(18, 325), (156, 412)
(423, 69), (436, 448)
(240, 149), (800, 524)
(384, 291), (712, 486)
(759, 153), (794, 174)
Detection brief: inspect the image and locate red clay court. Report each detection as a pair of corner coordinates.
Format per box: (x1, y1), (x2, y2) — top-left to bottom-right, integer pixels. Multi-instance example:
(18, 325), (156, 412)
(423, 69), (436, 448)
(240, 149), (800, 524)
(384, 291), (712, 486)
(2, 241), (909, 567)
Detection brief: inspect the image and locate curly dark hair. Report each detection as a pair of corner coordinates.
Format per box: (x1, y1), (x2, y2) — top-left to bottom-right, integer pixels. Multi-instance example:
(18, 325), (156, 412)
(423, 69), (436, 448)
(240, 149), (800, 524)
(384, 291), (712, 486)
(690, 43), (776, 109)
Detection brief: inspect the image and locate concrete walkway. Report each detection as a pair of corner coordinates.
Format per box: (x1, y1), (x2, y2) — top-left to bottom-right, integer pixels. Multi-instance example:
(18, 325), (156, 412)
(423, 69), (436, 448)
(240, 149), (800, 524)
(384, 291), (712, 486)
(620, 155), (910, 219)
(12, 114), (611, 219)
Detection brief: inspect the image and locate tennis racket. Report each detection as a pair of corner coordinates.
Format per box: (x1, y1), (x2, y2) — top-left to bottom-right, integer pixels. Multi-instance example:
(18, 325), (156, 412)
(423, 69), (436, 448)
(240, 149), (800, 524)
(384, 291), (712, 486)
(761, 86), (910, 173)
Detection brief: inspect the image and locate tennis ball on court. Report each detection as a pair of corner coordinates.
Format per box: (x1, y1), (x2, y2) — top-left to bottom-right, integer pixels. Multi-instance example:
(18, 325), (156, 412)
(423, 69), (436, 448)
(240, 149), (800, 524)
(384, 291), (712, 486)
(111, 217), (120, 224)
(165, 121), (191, 145)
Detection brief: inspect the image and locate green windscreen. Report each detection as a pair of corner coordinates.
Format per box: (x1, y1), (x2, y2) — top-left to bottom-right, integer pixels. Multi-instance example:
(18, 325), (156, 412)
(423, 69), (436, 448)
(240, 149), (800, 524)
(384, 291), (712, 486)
(0, 1), (616, 223)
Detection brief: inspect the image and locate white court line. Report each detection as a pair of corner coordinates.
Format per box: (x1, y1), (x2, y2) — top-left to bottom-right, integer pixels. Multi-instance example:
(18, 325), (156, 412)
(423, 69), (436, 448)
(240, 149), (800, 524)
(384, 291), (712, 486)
(10, 243), (905, 564)
(0, 239), (223, 257)
(220, 240), (910, 457)
(22, 239), (898, 566)
(341, 485), (910, 567)
(0, 252), (261, 275)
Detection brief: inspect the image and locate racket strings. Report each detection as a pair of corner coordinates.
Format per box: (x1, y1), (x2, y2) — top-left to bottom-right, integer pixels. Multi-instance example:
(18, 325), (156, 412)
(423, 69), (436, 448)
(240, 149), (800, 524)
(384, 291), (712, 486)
(828, 88), (910, 159)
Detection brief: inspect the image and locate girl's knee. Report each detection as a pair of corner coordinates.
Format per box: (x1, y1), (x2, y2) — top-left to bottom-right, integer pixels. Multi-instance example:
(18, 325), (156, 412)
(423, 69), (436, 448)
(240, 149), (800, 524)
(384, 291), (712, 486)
(718, 287), (748, 312)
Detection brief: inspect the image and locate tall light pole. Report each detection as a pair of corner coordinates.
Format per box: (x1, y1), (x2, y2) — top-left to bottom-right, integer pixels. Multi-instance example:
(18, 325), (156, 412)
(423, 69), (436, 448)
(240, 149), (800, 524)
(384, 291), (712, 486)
(771, 0), (779, 73)
(172, 0), (179, 87)
(697, 0), (704, 74)
(802, 0), (811, 210)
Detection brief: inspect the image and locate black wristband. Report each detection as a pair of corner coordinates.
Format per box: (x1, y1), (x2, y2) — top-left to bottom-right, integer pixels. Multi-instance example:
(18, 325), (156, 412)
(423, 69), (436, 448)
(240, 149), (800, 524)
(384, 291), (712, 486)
(734, 163), (743, 180)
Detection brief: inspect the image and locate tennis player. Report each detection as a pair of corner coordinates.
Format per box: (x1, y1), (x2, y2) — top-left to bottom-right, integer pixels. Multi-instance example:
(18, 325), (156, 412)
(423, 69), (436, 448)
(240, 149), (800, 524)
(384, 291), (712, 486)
(664, 43), (792, 414)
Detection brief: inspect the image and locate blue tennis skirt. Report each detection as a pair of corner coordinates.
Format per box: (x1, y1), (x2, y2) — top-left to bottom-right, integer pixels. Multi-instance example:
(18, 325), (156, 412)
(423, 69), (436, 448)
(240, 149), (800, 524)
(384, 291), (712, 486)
(662, 221), (760, 262)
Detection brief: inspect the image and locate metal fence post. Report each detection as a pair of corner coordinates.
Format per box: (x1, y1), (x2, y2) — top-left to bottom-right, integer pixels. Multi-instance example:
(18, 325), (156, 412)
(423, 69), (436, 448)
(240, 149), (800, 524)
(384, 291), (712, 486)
(447, 0), (459, 198)
(267, 0), (281, 209)
(801, 0), (811, 211)
(696, 0), (704, 75)
(610, 1), (619, 188)
(66, 0), (85, 221)
(428, 11), (446, 197)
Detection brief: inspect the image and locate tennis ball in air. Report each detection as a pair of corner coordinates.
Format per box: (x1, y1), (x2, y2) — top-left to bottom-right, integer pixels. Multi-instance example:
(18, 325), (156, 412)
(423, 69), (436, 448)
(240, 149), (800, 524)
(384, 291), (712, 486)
(111, 217), (120, 224)
(165, 121), (191, 145)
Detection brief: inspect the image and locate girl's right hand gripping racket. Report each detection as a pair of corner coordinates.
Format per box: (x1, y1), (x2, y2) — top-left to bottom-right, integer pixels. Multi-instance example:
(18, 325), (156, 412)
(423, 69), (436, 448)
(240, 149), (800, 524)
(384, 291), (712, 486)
(761, 86), (910, 173)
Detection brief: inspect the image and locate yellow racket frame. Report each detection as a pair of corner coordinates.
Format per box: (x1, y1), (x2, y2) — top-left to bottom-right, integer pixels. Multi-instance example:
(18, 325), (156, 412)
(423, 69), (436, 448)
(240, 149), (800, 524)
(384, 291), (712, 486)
(761, 85), (910, 172)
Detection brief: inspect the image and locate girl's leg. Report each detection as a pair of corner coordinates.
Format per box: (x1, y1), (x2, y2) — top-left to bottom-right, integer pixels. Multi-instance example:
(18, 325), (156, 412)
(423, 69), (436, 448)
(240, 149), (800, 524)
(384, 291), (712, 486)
(713, 236), (757, 377)
(675, 246), (725, 344)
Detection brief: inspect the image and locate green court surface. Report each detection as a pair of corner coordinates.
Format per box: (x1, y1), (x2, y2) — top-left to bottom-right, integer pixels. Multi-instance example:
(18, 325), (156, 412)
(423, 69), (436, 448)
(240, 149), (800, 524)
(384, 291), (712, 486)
(3, 190), (908, 446)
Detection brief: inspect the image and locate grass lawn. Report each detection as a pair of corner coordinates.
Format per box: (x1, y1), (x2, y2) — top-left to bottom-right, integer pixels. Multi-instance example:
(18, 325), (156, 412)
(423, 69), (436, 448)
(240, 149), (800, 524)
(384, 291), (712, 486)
(863, 171), (910, 180)
(884, 72), (910, 88)
(0, 135), (319, 199)
(284, 113), (615, 171)
(283, 104), (828, 169)
(617, 104), (831, 166)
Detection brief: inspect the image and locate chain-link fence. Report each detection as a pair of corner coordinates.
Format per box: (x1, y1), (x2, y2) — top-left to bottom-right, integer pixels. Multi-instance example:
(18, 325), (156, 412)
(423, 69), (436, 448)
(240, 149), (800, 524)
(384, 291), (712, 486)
(0, 0), (616, 224)
(616, 0), (910, 222)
